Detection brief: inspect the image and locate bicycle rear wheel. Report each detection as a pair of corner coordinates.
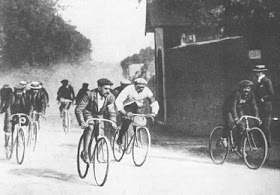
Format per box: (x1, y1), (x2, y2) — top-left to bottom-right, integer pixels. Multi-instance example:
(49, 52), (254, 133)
(112, 128), (126, 162)
(209, 126), (229, 164)
(93, 136), (110, 186)
(29, 122), (38, 152)
(5, 131), (14, 160)
(243, 127), (268, 169)
(77, 135), (89, 178)
(62, 111), (70, 133)
(132, 127), (151, 167)
(16, 128), (25, 165)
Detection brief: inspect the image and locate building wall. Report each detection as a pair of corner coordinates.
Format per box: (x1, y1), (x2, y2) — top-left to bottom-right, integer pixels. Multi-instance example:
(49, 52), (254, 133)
(164, 38), (251, 136)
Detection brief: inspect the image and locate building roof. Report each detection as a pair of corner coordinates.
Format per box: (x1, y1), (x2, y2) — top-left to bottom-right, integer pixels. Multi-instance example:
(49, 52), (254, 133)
(145, 0), (189, 33)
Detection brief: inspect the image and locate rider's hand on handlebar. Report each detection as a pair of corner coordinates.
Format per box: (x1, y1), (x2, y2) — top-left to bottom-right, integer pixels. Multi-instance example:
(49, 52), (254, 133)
(111, 122), (117, 129)
(150, 113), (156, 118)
(81, 121), (87, 129)
(126, 112), (133, 118)
(235, 119), (242, 125)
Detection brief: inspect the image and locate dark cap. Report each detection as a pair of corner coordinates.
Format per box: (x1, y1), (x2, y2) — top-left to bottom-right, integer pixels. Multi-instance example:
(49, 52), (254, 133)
(61, 79), (68, 84)
(97, 78), (113, 87)
(82, 83), (89, 87)
(239, 80), (254, 88)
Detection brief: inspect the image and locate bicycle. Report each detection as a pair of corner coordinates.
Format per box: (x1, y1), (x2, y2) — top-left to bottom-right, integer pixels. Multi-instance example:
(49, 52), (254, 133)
(209, 115), (268, 169)
(5, 113), (30, 165)
(60, 99), (72, 133)
(27, 111), (45, 151)
(112, 113), (153, 167)
(77, 118), (115, 186)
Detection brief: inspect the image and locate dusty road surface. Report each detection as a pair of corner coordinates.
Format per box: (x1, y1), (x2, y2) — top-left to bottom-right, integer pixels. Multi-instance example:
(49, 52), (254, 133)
(0, 112), (280, 195)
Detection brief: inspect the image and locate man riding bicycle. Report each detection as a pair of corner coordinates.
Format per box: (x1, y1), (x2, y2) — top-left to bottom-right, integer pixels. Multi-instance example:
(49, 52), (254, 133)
(222, 80), (259, 149)
(4, 84), (31, 149)
(75, 78), (117, 163)
(27, 81), (47, 120)
(115, 78), (159, 145)
(57, 79), (75, 117)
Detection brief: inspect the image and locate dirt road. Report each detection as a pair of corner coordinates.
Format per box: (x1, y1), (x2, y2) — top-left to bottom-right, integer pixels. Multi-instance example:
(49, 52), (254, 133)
(0, 112), (280, 195)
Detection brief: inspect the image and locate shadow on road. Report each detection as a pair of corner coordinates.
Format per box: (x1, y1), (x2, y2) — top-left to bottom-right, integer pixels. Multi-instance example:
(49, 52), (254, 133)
(9, 168), (79, 183)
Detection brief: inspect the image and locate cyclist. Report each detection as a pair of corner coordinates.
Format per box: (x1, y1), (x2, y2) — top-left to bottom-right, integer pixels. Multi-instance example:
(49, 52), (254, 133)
(221, 80), (259, 149)
(76, 83), (89, 105)
(115, 78), (159, 145)
(112, 79), (131, 97)
(75, 78), (117, 163)
(4, 84), (31, 149)
(57, 79), (75, 117)
(26, 81), (47, 120)
(39, 81), (50, 108)
(0, 84), (13, 113)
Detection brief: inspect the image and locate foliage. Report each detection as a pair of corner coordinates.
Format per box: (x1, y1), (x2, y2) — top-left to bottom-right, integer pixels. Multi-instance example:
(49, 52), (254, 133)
(0, 0), (91, 67)
(120, 47), (154, 78)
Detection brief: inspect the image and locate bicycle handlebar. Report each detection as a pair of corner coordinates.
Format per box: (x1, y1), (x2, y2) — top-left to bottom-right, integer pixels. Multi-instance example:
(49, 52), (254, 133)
(84, 118), (117, 127)
(240, 115), (262, 125)
(60, 99), (72, 103)
(32, 111), (46, 120)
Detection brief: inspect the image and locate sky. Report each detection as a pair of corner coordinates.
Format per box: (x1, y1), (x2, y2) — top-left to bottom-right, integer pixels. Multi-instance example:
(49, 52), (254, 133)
(59, 0), (154, 62)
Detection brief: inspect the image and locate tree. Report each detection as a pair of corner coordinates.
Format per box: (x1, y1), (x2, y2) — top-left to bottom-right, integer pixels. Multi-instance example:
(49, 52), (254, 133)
(0, 0), (91, 67)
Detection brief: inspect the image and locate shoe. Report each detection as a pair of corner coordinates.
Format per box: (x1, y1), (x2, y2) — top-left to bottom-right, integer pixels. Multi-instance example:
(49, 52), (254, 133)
(116, 137), (122, 145)
(221, 138), (227, 147)
(80, 151), (89, 164)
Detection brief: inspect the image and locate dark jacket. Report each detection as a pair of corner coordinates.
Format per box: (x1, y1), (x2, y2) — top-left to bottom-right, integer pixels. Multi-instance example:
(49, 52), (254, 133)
(76, 88), (89, 104)
(26, 89), (47, 113)
(57, 85), (75, 101)
(75, 88), (116, 125)
(255, 76), (274, 103)
(223, 90), (258, 120)
(0, 87), (13, 113)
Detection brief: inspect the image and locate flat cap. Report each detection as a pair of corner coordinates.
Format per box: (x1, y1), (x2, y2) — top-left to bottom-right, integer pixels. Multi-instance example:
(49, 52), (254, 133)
(97, 78), (113, 86)
(239, 80), (254, 88)
(134, 78), (147, 86)
(120, 79), (131, 85)
(61, 79), (69, 84)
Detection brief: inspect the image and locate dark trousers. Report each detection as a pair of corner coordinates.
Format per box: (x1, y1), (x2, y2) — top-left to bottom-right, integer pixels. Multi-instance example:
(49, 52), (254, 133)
(118, 103), (138, 139)
(258, 102), (272, 146)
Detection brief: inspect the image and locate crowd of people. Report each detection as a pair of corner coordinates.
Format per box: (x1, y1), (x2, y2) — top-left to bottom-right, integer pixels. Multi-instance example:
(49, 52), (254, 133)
(0, 77), (159, 162)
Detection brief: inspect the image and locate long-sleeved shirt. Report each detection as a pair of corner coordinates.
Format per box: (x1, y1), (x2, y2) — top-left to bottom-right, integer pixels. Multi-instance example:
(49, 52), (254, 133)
(255, 76), (274, 103)
(115, 84), (159, 114)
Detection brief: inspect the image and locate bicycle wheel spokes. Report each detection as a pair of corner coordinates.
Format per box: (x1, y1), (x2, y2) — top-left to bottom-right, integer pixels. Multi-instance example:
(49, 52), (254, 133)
(132, 127), (150, 167)
(77, 135), (89, 178)
(209, 126), (229, 164)
(16, 128), (25, 165)
(243, 127), (268, 169)
(93, 137), (110, 186)
(112, 129), (126, 162)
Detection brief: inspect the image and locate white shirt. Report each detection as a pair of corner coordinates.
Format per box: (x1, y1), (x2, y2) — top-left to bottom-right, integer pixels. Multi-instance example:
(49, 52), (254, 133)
(115, 84), (153, 111)
(97, 92), (105, 112)
(257, 74), (265, 83)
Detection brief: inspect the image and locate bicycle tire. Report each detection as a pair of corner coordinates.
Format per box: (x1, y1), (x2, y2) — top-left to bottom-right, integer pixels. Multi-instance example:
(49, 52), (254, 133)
(93, 136), (110, 186)
(243, 127), (268, 169)
(31, 122), (38, 152)
(132, 127), (151, 167)
(112, 128), (126, 162)
(62, 111), (68, 133)
(6, 130), (14, 160)
(209, 126), (229, 164)
(16, 128), (25, 165)
(77, 135), (89, 178)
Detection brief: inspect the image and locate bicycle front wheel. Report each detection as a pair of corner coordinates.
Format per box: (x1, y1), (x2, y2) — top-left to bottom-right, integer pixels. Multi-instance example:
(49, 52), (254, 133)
(16, 128), (25, 165)
(132, 127), (151, 167)
(243, 127), (268, 169)
(93, 136), (110, 186)
(112, 128), (126, 162)
(209, 126), (229, 164)
(77, 135), (89, 178)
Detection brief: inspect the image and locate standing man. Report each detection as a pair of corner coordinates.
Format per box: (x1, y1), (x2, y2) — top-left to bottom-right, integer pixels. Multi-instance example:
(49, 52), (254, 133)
(253, 64), (274, 148)
(57, 79), (75, 116)
(75, 78), (117, 163)
(76, 83), (89, 104)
